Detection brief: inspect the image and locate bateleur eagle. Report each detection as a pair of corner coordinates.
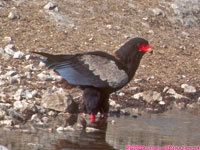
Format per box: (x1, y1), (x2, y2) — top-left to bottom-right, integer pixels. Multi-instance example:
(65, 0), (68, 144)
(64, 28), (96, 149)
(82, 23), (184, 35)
(32, 37), (152, 122)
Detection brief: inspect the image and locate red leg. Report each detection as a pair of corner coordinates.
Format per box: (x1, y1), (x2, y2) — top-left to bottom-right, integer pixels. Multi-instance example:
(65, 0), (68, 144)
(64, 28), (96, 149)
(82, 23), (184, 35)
(90, 114), (96, 123)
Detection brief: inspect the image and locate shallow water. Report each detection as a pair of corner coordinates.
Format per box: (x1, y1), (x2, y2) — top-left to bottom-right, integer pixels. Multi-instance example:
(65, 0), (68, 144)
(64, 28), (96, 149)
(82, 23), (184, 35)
(0, 109), (200, 150)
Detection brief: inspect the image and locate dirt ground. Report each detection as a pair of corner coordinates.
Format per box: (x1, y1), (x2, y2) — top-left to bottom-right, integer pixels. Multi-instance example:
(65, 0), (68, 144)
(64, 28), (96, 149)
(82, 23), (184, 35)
(0, 0), (199, 109)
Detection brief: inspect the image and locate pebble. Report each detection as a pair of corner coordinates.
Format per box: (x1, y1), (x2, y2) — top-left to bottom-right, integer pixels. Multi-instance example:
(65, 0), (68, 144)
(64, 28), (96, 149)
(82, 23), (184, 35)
(181, 84), (196, 93)
(134, 78), (143, 83)
(13, 100), (29, 110)
(132, 93), (143, 100)
(118, 92), (125, 96)
(0, 1), (6, 7)
(111, 120), (116, 124)
(0, 145), (8, 150)
(13, 51), (25, 59)
(5, 70), (17, 76)
(56, 126), (64, 131)
(8, 12), (19, 19)
(150, 8), (164, 16)
(37, 72), (53, 81)
(4, 44), (15, 56)
(64, 126), (75, 131)
(3, 37), (12, 42)
(128, 86), (140, 91)
(44, 2), (57, 10)
(14, 89), (24, 101)
(106, 24), (112, 29)
(159, 101), (165, 105)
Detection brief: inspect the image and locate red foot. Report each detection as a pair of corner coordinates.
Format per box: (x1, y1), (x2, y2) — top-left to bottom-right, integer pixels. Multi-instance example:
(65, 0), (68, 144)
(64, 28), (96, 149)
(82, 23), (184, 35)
(90, 114), (96, 123)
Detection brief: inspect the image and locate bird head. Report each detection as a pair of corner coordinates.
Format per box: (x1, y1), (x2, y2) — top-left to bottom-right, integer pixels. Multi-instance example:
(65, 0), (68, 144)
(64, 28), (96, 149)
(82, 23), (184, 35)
(114, 37), (152, 62)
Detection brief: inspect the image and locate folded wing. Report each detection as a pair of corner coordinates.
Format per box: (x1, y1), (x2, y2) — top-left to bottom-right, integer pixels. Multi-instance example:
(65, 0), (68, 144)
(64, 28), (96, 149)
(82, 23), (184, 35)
(33, 51), (129, 88)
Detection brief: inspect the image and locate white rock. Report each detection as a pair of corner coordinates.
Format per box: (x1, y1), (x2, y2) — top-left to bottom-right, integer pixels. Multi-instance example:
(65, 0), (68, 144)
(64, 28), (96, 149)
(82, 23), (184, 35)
(4, 36), (12, 42)
(64, 126), (75, 131)
(132, 93), (143, 99)
(31, 90), (38, 98)
(24, 90), (33, 99)
(159, 101), (165, 105)
(109, 99), (116, 107)
(166, 88), (177, 95)
(0, 120), (13, 126)
(37, 72), (53, 81)
(25, 55), (31, 60)
(44, 2), (57, 10)
(39, 61), (46, 67)
(56, 126), (64, 131)
(13, 100), (29, 110)
(24, 71), (31, 78)
(8, 76), (18, 84)
(0, 145), (8, 150)
(25, 64), (34, 70)
(0, 109), (6, 119)
(163, 86), (169, 93)
(128, 86), (140, 91)
(181, 84), (196, 93)
(14, 89), (24, 101)
(4, 44), (15, 56)
(134, 79), (143, 83)
(118, 92), (125, 96)
(106, 24), (112, 29)
(86, 127), (99, 132)
(150, 8), (164, 16)
(0, 1), (6, 7)
(13, 51), (25, 59)
(8, 12), (17, 19)
(5, 70), (17, 76)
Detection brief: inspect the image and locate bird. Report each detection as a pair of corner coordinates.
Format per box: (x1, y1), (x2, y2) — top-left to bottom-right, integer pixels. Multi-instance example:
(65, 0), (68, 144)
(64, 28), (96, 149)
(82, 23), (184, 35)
(31, 37), (152, 123)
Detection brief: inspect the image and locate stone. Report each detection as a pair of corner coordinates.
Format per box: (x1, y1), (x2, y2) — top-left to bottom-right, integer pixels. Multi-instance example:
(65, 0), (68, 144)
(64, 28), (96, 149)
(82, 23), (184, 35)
(142, 91), (162, 103)
(181, 84), (196, 93)
(8, 12), (19, 19)
(5, 70), (17, 76)
(150, 8), (164, 16)
(0, 1), (6, 7)
(56, 126), (64, 131)
(0, 145), (8, 150)
(13, 100), (29, 111)
(134, 78), (143, 83)
(0, 109), (6, 120)
(14, 89), (24, 101)
(0, 120), (13, 126)
(159, 101), (165, 105)
(4, 36), (12, 42)
(4, 44), (15, 56)
(8, 76), (18, 84)
(128, 86), (140, 91)
(44, 2), (57, 10)
(64, 126), (75, 131)
(41, 92), (78, 113)
(118, 92), (125, 96)
(13, 51), (25, 59)
(37, 72), (53, 81)
(132, 93), (143, 100)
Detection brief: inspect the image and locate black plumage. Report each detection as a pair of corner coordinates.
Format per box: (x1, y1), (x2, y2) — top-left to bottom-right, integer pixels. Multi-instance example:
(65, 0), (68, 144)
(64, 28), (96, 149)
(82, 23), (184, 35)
(32, 37), (152, 122)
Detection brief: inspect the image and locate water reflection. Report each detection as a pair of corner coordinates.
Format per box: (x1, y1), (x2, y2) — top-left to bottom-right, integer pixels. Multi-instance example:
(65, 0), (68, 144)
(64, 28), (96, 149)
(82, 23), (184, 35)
(0, 109), (200, 150)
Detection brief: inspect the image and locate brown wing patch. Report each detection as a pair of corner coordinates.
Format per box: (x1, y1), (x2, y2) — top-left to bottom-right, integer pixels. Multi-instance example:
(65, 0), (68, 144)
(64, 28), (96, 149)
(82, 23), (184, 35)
(81, 55), (128, 88)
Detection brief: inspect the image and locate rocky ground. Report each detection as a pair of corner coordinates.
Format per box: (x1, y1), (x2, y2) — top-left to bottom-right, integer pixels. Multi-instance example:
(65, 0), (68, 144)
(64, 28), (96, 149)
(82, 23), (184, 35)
(0, 0), (200, 130)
